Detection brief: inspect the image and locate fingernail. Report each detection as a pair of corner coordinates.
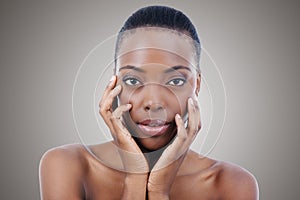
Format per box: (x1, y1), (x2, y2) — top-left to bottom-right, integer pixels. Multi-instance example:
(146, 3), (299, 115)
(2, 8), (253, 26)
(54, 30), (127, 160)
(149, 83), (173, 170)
(126, 104), (132, 108)
(110, 75), (116, 82)
(175, 113), (181, 119)
(188, 97), (194, 105)
(109, 76), (116, 86)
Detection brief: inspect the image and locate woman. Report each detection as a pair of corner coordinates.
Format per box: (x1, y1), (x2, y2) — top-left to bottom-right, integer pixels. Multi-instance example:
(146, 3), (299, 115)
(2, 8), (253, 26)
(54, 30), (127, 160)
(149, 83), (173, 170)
(39, 5), (259, 199)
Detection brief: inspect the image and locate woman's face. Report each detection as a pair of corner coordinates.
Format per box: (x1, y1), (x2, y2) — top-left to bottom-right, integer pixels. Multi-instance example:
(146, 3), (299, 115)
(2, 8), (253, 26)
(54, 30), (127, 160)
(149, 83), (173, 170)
(116, 28), (200, 151)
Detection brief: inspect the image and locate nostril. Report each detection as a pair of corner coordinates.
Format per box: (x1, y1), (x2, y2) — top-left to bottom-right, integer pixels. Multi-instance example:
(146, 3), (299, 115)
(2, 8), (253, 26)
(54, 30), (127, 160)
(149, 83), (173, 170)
(144, 105), (151, 111)
(154, 105), (163, 111)
(144, 102), (164, 112)
(157, 106), (163, 111)
(143, 100), (152, 111)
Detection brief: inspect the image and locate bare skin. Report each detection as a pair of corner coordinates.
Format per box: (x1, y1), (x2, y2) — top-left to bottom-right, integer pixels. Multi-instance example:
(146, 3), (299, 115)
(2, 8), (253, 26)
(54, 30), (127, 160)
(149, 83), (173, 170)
(39, 143), (258, 199)
(39, 28), (259, 199)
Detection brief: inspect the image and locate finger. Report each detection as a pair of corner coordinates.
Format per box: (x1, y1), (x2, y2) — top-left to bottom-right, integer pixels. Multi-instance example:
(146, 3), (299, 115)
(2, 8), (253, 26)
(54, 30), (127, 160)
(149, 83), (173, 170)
(187, 97), (198, 136)
(193, 98), (201, 131)
(104, 75), (117, 97)
(110, 104), (132, 138)
(175, 114), (187, 141)
(99, 84), (122, 116)
(112, 103), (131, 119)
(99, 75), (117, 108)
(152, 114), (189, 171)
(99, 85), (122, 131)
(110, 104), (143, 154)
(164, 114), (188, 158)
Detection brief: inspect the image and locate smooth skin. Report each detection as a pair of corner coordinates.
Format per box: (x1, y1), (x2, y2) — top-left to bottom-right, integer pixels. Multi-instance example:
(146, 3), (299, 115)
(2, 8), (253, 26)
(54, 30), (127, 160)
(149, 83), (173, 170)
(39, 28), (259, 200)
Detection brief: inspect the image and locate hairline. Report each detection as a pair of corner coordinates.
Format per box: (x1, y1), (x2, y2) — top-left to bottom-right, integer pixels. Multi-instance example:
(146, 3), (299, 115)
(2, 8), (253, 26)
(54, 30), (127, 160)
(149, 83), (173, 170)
(114, 27), (200, 74)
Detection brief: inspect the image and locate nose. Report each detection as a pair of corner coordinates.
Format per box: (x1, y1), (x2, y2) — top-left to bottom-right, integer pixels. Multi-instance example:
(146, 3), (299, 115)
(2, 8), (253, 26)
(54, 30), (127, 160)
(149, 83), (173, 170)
(142, 84), (166, 112)
(144, 101), (163, 112)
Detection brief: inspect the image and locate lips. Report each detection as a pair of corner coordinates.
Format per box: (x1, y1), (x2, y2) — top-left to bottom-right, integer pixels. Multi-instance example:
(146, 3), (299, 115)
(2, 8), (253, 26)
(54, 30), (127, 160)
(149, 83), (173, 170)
(137, 119), (171, 137)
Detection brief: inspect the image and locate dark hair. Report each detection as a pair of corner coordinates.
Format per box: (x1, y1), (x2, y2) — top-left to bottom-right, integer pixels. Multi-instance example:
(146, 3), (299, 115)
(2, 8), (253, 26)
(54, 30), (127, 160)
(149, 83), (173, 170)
(115, 5), (201, 70)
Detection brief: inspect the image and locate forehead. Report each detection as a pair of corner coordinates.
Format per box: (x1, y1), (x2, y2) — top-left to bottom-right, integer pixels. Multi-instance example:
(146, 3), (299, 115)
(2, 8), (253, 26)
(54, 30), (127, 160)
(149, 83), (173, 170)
(117, 27), (197, 70)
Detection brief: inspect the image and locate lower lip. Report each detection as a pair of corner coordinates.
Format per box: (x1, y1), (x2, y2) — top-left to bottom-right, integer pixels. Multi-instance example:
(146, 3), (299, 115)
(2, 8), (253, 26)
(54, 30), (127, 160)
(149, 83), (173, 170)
(137, 124), (170, 137)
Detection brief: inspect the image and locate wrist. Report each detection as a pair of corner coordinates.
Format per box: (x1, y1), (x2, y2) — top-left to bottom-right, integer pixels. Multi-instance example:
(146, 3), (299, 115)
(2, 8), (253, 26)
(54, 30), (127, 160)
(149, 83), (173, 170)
(147, 191), (169, 200)
(122, 173), (148, 200)
(125, 173), (148, 185)
(147, 182), (170, 200)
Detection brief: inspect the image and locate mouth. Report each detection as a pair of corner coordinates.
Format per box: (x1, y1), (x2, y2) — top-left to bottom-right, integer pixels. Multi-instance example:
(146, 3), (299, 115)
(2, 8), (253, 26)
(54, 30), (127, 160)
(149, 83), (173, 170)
(137, 119), (172, 137)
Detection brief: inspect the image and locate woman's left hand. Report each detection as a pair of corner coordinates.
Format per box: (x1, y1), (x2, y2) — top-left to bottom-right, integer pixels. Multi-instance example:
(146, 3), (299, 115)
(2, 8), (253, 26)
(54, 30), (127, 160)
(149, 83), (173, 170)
(147, 97), (201, 199)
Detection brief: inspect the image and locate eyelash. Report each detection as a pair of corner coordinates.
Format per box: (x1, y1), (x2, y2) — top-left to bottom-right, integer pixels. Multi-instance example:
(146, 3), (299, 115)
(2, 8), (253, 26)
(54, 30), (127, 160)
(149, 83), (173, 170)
(123, 77), (186, 87)
(123, 77), (141, 86)
(166, 78), (186, 86)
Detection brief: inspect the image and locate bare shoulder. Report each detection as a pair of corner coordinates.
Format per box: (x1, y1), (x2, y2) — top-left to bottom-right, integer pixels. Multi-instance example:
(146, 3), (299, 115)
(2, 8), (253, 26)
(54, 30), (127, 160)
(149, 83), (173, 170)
(180, 151), (259, 200)
(41, 143), (86, 157)
(216, 160), (259, 200)
(39, 143), (88, 172)
(39, 143), (88, 199)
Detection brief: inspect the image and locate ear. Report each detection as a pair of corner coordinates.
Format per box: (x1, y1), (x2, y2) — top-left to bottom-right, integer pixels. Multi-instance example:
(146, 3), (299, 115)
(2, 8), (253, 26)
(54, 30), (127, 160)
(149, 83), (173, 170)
(195, 73), (201, 96)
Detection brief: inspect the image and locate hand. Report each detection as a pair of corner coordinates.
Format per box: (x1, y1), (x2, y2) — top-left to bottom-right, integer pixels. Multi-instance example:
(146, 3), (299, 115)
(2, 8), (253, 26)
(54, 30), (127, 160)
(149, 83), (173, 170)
(147, 97), (201, 198)
(99, 75), (149, 173)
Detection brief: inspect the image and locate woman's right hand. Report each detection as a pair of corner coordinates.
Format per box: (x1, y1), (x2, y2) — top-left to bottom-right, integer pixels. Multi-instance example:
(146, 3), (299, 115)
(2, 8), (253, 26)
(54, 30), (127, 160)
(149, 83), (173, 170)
(99, 75), (149, 174)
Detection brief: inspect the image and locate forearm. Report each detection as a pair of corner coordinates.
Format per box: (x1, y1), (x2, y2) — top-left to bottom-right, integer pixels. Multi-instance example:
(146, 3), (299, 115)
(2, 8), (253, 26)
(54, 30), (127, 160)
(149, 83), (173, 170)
(122, 174), (148, 200)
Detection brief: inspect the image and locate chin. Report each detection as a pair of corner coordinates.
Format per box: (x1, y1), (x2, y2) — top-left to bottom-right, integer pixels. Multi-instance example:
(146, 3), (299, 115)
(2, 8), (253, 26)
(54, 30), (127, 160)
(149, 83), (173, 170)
(133, 128), (177, 152)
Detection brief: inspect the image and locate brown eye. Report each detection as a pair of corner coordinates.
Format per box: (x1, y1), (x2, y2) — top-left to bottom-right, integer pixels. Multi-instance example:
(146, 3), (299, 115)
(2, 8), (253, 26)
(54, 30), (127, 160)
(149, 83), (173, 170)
(167, 78), (186, 86)
(123, 78), (141, 86)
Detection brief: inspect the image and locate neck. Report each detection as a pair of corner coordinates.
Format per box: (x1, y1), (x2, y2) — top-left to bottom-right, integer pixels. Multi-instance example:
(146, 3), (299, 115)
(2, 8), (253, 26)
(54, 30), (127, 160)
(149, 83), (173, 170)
(143, 147), (166, 170)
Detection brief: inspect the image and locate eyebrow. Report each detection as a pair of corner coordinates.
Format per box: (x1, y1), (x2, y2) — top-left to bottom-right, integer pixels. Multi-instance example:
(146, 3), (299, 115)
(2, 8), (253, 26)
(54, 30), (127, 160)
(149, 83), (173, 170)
(119, 65), (145, 72)
(163, 66), (191, 73)
(119, 65), (191, 73)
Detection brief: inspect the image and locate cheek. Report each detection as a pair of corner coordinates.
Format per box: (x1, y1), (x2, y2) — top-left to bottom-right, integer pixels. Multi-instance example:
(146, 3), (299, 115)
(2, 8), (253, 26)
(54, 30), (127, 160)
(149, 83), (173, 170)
(172, 79), (196, 108)
(172, 90), (191, 114)
(118, 84), (194, 118)
(118, 86), (134, 104)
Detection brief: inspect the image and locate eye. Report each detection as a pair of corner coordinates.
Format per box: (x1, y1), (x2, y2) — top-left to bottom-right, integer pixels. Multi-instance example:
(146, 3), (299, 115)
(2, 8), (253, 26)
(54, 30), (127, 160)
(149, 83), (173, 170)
(167, 78), (186, 86)
(123, 77), (141, 86)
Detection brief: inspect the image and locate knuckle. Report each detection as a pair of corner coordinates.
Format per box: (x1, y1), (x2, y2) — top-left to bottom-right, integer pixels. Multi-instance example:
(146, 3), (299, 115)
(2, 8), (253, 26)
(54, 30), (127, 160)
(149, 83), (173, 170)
(109, 115), (117, 121)
(192, 127), (199, 134)
(189, 127), (198, 135)
(99, 108), (106, 115)
(99, 106), (104, 112)
(198, 123), (202, 130)
(99, 102), (106, 111)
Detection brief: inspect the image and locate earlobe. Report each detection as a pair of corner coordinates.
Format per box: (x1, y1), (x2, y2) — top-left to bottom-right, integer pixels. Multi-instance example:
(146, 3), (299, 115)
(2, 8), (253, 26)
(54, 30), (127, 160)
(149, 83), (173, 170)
(195, 73), (201, 96)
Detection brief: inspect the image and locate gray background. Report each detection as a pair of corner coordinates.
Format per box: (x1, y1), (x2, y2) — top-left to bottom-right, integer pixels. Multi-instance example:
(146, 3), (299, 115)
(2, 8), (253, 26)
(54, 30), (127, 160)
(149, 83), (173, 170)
(1, 0), (299, 199)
